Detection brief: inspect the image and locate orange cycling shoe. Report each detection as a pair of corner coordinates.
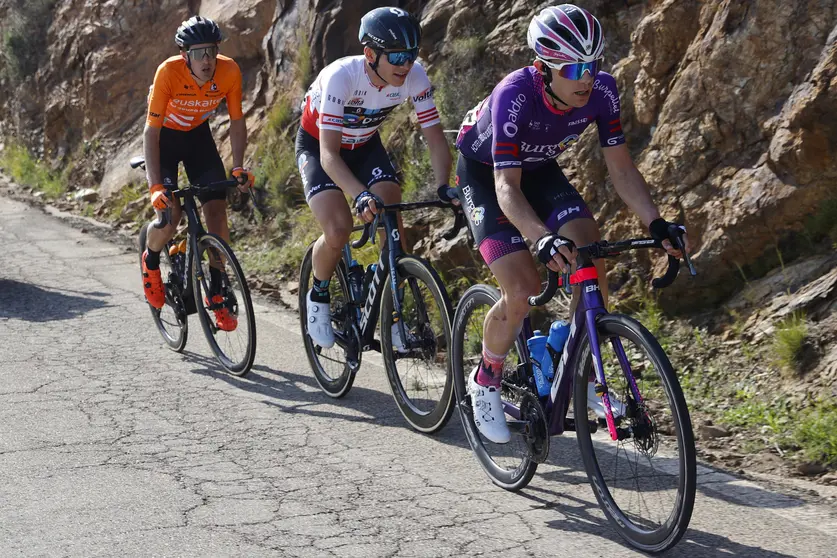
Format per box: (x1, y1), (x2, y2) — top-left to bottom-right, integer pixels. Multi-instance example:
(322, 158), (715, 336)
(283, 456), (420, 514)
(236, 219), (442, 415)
(205, 294), (238, 332)
(142, 250), (166, 309)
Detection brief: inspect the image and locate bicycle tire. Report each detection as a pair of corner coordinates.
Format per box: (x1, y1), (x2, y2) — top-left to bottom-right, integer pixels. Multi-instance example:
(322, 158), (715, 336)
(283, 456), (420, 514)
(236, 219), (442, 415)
(138, 223), (188, 352)
(451, 284), (537, 491)
(192, 233), (257, 376)
(299, 244), (358, 398)
(379, 256), (454, 433)
(573, 313), (696, 553)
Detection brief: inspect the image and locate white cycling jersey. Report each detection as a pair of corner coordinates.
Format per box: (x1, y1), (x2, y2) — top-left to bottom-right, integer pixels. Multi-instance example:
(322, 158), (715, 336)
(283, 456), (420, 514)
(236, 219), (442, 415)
(300, 56), (441, 150)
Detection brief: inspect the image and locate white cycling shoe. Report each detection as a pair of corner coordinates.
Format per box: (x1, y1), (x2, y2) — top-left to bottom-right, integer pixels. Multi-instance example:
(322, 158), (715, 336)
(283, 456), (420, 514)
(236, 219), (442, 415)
(306, 289), (335, 348)
(587, 381), (626, 420)
(469, 365), (511, 444)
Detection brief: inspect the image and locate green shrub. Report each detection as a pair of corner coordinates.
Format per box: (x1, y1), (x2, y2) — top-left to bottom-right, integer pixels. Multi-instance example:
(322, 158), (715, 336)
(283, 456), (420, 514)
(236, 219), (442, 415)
(772, 311), (807, 370)
(0, 141), (66, 198)
(794, 402), (837, 467)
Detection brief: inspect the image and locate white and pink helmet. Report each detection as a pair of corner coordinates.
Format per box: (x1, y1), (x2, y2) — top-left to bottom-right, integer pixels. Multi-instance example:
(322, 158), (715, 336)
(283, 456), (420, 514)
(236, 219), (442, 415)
(527, 4), (605, 64)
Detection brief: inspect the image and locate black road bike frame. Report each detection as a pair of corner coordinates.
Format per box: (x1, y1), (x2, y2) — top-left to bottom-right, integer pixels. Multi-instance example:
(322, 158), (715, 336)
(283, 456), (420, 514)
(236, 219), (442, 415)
(334, 198), (464, 358)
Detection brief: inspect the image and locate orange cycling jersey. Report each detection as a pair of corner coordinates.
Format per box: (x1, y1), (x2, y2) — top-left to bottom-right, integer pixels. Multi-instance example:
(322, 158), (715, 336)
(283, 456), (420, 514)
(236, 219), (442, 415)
(146, 55), (243, 131)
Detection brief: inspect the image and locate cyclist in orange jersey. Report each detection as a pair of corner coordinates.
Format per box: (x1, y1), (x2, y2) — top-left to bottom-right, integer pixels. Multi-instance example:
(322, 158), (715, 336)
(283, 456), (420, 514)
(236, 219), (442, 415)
(141, 16), (253, 331)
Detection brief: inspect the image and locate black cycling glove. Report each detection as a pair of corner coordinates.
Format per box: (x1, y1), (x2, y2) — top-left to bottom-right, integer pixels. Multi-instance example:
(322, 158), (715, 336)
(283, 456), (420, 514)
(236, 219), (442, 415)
(354, 191), (384, 217)
(535, 233), (575, 266)
(649, 218), (687, 245)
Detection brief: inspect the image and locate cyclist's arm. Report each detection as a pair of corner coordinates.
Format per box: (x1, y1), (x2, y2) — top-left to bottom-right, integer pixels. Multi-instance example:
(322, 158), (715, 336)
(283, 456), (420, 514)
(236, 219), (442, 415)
(320, 129), (368, 199)
(144, 62), (170, 188)
(420, 124), (452, 187)
(229, 117), (246, 169)
(603, 143), (689, 255)
(602, 144), (659, 227)
(494, 168), (550, 242)
(409, 64), (450, 185)
(142, 125), (163, 187)
(225, 60), (246, 169)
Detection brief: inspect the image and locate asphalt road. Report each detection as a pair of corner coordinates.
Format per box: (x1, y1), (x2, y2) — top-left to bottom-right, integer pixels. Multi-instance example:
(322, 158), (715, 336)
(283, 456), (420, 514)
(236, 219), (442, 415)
(1, 193), (835, 557)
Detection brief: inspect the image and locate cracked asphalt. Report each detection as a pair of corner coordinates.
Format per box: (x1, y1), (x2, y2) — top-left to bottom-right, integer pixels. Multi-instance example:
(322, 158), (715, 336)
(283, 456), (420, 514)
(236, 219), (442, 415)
(1, 193), (836, 557)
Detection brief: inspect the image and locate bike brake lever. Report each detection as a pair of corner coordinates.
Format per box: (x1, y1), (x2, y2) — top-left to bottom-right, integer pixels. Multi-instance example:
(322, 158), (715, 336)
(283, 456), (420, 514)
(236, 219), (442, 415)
(369, 213), (380, 245)
(675, 236), (697, 277)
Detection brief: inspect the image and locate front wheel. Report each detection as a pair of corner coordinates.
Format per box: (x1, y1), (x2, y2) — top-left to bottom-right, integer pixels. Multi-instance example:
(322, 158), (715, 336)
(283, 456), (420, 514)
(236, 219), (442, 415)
(379, 256), (454, 433)
(192, 233), (257, 376)
(451, 284), (537, 491)
(573, 314), (696, 553)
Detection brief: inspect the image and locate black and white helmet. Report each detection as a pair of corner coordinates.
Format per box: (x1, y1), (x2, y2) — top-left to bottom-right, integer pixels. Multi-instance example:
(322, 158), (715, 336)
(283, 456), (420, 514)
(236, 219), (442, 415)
(358, 7), (421, 50)
(175, 16), (223, 49)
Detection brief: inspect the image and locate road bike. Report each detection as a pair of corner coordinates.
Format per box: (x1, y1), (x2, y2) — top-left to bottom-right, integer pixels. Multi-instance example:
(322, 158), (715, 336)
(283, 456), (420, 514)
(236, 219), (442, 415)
(299, 193), (465, 432)
(131, 156), (256, 376)
(452, 234), (697, 552)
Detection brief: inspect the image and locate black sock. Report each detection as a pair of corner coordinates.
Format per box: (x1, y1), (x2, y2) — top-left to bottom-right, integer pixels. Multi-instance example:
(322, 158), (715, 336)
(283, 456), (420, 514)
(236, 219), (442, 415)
(209, 266), (223, 296)
(145, 248), (161, 270)
(311, 275), (330, 303)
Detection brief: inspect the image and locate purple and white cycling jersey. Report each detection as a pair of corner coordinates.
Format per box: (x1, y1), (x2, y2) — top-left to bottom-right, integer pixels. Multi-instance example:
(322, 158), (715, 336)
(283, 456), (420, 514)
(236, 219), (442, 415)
(456, 66), (625, 170)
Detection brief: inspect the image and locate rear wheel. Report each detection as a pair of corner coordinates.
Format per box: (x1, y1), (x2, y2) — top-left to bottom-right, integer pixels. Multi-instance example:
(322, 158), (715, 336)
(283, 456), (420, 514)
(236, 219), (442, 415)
(299, 244), (359, 398)
(380, 256), (454, 433)
(451, 284), (538, 490)
(139, 223), (187, 352)
(573, 314), (696, 553)
(192, 233), (257, 376)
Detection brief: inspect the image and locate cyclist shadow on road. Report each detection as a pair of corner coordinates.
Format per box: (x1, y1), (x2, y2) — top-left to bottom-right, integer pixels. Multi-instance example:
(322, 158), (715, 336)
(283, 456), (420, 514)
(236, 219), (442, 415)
(0, 279), (110, 322)
(182, 353), (416, 427)
(527, 441), (803, 557)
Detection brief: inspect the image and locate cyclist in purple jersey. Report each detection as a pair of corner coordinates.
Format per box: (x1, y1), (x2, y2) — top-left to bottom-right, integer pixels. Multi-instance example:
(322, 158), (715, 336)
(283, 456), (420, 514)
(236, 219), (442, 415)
(455, 4), (691, 444)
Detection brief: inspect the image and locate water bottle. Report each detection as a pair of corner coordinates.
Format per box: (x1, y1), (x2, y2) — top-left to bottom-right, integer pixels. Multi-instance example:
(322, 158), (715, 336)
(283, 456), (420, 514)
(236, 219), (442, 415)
(348, 259), (364, 301)
(526, 330), (551, 397)
(544, 320), (570, 382)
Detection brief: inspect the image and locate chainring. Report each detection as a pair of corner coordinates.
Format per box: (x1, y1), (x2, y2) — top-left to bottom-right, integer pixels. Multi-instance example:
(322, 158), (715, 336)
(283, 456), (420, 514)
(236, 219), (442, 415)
(515, 387), (550, 464)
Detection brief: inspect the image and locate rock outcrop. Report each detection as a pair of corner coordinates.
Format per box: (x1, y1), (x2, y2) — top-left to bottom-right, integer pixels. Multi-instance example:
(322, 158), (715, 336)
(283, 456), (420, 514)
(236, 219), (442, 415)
(0, 0), (835, 311)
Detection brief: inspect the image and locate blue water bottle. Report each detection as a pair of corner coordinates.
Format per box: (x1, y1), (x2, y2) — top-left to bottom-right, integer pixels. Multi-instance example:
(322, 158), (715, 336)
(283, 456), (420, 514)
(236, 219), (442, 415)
(526, 330), (551, 397)
(544, 320), (570, 383)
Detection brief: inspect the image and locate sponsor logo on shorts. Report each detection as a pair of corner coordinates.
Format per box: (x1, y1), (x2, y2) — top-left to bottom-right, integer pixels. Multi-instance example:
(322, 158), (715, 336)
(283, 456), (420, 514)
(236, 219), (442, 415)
(511, 236), (524, 244)
(471, 206), (485, 226)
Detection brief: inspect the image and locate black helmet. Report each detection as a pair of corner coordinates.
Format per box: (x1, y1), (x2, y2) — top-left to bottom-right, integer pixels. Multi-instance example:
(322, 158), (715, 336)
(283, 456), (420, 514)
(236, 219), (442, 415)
(358, 7), (421, 50)
(175, 16), (223, 49)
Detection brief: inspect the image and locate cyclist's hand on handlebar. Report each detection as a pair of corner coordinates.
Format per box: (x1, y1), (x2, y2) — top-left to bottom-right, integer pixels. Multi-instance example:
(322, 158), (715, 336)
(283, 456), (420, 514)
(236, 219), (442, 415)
(649, 218), (690, 259)
(437, 184), (461, 206)
(232, 167), (254, 192)
(149, 183), (171, 211)
(536, 232), (576, 274)
(354, 190), (383, 224)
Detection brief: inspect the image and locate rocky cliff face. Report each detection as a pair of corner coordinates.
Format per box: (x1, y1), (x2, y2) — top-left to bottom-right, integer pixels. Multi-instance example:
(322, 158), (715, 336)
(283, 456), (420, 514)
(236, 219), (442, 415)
(1, 0), (835, 311)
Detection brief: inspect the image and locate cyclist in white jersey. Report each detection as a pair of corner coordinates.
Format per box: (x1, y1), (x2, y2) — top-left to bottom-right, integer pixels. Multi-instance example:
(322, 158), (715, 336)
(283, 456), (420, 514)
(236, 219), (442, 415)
(295, 7), (453, 349)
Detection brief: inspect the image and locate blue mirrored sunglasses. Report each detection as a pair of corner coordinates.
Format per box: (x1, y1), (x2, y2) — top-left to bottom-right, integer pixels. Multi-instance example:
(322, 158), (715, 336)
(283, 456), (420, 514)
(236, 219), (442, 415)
(543, 58), (602, 80)
(384, 48), (419, 66)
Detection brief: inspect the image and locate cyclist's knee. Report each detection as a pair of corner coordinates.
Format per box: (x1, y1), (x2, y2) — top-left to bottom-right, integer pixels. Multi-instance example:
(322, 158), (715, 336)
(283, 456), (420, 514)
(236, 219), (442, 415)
(501, 278), (541, 319)
(322, 222), (352, 249)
